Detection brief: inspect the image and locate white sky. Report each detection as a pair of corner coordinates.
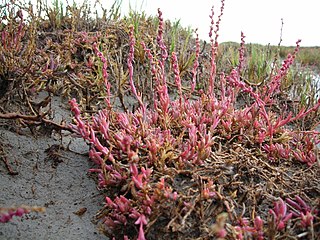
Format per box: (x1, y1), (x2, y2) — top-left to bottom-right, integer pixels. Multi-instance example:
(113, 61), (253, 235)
(99, 0), (319, 47)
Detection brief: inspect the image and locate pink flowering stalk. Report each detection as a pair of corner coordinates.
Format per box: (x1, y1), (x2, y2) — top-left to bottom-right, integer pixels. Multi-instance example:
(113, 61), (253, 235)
(155, 9), (171, 128)
(171, 51), (182, 102)
(238, 32), (246, 74)
(263, 40), (301, 104)
(208, 6), (216, 96)
(208, 0), (225, 96)
(156, 8), (168, 66)
(214, 0), (225, 46)
(140, 41), (160, 110)
(128, 26), (146, 115)
(93, 42), (111, 108)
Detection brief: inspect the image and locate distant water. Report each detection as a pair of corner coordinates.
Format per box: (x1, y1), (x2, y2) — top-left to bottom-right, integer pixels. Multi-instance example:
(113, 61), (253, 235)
(313, 74), (320, 100)
(313, 74), (320, 149)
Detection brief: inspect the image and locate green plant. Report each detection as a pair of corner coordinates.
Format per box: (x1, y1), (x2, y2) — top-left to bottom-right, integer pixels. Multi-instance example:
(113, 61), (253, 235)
(246, 44), (273, 84)
(43, 0), (65, 29)
(169, 19), (180, 54)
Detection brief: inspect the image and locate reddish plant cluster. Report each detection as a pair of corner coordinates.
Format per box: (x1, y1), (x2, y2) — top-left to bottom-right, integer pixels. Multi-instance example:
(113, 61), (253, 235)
(286, 195), (318, 229)
(269, 198), (293, 231)
(0, 207), (29, 223)
(0, 4), (32, 88)
(231, 196), (318, 239)
(0, 206), (45, 223)
(232, 216), (264, 240)
(69, 2), (319, 240)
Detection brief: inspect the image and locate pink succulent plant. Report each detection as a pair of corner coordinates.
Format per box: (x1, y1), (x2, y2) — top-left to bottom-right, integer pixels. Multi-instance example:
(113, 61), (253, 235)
(269, 198), (293, 231)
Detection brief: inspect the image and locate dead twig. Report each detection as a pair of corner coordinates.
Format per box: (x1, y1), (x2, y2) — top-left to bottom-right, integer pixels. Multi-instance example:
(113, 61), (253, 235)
(0, 156), (18, 175)
(0, 112), (73, 132)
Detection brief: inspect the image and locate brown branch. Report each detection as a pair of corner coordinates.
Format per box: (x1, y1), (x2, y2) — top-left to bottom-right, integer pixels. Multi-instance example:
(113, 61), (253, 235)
(1, 156), (18, 175)
(0, 112), (40, 120)
(0, 112), (73, 132)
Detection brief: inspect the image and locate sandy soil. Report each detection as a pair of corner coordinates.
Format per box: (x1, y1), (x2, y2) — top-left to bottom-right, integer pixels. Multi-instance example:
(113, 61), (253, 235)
(0, 93), (107, 240)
